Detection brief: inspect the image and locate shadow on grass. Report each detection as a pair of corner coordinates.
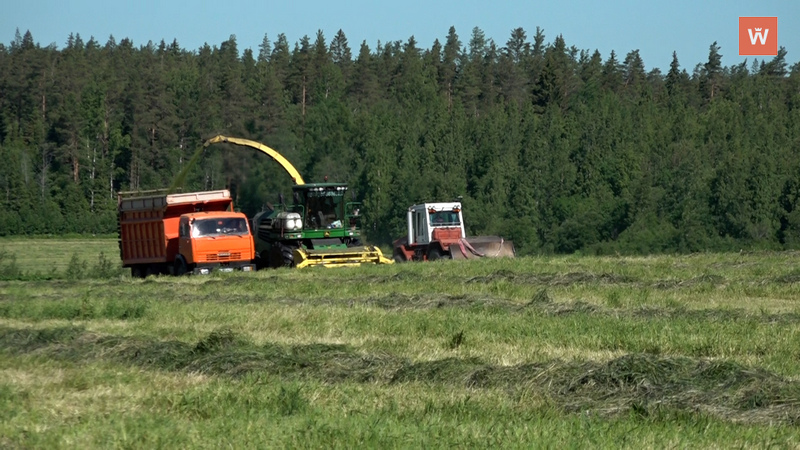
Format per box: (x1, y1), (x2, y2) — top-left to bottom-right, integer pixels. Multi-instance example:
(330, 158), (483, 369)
(2, 325), (799, 425)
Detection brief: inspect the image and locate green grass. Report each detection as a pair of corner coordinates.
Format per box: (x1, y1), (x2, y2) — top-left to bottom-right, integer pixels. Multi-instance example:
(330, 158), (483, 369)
(2, 239), (800, 447)
(0, 237), (120, 277)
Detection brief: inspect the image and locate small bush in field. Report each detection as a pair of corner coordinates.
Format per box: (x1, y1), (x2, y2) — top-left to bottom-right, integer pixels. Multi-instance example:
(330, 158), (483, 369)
(94, 252), (125, 279)
(60, 251), (124, 280)
(64, 253), (88, 280)
(0, 249), (21, 279)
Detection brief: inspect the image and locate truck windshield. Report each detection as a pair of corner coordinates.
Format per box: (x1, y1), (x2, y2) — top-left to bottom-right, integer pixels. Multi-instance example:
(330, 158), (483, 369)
(429, 211), (460, 227)
(192, 218), (249, 237)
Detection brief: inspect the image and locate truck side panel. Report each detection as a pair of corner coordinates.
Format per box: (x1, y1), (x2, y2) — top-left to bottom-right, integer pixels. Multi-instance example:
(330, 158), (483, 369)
(119, 210), (169, 265)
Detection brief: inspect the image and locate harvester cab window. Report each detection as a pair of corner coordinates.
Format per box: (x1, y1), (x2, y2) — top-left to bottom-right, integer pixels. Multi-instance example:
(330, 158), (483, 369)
(306, 191), (343, 229)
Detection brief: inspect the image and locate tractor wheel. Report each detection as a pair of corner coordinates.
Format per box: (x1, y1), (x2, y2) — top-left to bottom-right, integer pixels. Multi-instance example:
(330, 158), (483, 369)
(174, 256), (189, 276)
(347, 238), (362, 247)
(393, 249), (407, 263)
(271, 242), (296, 268)
(427, 246), (450, 261)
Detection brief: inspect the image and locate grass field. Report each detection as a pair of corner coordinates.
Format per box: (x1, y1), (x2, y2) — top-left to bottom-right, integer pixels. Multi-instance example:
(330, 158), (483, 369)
(0, 237), (120, 277)
(2, 238), (800, 447)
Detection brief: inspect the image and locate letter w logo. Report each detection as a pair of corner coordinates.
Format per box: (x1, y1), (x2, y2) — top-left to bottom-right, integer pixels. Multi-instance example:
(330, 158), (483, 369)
(748, 28), (769, 45)
(739, 17), (777, 56)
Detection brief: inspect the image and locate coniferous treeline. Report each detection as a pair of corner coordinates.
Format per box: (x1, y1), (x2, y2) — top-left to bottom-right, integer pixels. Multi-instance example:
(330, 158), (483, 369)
(0, 27), (798, 254)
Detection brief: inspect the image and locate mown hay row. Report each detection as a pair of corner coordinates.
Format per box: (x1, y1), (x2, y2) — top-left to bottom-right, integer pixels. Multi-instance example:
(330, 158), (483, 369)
(3, 325), (799, 425)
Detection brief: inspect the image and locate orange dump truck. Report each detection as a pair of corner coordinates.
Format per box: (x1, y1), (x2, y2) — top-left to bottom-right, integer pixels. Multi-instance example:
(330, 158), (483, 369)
(118, 189), (256, 277)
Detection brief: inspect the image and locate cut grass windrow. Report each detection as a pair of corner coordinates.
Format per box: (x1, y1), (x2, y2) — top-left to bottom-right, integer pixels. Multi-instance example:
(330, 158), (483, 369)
(6, 287), (800, 326)
(3, 325), (799, 425)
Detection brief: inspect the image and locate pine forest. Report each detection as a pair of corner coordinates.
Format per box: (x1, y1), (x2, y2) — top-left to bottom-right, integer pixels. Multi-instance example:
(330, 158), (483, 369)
(1, 27), (798, 255)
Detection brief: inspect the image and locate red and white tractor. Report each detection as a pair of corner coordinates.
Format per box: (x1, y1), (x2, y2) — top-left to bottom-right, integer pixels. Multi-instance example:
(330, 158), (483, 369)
(392, 202), (515, 262)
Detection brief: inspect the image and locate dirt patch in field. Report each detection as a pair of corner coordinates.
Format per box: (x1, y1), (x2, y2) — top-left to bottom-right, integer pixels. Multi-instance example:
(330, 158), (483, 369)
(3, 326), (800, 425)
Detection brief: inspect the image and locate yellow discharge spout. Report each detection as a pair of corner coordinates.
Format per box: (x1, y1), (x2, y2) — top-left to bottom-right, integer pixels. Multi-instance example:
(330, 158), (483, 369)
(203, 135), (305, 185)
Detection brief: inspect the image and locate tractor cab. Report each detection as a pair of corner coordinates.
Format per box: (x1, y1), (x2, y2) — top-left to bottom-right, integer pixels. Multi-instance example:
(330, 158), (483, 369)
(407, 202), (466, 246)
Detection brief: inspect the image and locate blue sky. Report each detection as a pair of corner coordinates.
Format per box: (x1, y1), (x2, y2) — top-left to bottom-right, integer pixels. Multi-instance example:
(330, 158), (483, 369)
(5, 0), (798, 72)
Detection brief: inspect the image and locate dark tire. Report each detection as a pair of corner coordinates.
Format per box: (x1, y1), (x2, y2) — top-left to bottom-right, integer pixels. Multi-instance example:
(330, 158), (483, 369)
(280, 244), (295, 268)
(347, 238), (363, 247)
(270, 242), (296, 268)
(131, 265), (145, 279)
(393, 249), (406, 263)
(256, 251), (270, 270)
(145, 264), (158, 277)
(427, 246), (449, 261)
(174, 256), (189, 276)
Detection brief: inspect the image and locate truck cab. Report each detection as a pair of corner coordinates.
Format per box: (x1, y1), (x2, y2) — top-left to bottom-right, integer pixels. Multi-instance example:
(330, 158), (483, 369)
(176, 211), (256, 275)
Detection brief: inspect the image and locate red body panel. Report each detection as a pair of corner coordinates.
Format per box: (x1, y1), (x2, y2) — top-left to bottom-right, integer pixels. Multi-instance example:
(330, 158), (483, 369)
(431, 227), (462, 250)
(392, 227), (463, 261)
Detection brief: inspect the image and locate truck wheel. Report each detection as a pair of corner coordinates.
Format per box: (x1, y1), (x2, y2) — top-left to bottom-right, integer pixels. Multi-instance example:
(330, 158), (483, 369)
(427, 246), (449, 261)
(256, 251), (270, 270)
(145, 265), (158, 277)
(393, 249), (407, 263)
(131, 265), (145, 278)
(268, 246), (281, 268)
(174, 256), (189, 276)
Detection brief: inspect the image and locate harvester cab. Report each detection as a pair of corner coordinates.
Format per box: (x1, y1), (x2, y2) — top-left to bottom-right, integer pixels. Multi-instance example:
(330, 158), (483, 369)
(300, 184), (351, 232)
(253, 183), (392, 268)
(393, 202), (516, 262)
